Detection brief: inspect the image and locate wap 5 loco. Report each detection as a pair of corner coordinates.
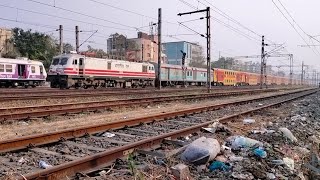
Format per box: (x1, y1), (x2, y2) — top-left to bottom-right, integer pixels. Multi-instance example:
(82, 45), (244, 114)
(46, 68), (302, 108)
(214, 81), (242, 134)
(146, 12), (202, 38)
(48, 54), (156, 89)
(0, 57), (47, 88)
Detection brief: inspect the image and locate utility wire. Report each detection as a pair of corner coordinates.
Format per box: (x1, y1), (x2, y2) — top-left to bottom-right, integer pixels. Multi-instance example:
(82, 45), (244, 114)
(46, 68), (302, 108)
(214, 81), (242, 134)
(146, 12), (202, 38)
(275, 0), (320, 56)
(24, 0), (147, 32)
(271, 0), (320, 57)
(200, 0), (277, 44)
(0, 4), (139, 32)
(87, 0), (177, 25)
(178, 22), (205, 38)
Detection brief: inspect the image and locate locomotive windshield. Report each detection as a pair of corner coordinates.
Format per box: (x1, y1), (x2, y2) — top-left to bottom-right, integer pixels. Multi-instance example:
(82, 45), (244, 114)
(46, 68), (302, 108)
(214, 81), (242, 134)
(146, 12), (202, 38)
(52, 57), (69, 66)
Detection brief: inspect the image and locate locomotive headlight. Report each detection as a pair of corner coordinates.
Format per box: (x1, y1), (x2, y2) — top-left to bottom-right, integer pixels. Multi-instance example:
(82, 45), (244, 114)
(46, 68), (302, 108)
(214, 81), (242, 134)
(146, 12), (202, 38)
(56, 68), (64, 73)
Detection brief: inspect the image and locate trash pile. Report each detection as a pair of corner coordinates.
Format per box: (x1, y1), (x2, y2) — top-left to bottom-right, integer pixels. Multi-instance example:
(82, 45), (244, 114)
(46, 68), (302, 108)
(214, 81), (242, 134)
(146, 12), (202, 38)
(168, 93), (320, 180)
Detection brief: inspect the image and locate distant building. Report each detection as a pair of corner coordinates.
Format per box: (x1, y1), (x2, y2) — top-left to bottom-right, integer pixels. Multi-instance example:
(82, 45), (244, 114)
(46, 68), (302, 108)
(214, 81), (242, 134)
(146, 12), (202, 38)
(0, 28), (13, 57)
(107, 32), (165, 63)
(162, 41), (203, 66)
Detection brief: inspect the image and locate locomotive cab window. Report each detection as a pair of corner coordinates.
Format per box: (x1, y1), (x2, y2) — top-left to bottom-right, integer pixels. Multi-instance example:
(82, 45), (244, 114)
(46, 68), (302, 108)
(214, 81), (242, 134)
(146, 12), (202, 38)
(6, 65), (12, 72)
(0, 64), (4, 72)
(31, 66), (36, 73)
(59, 58), (68, 65)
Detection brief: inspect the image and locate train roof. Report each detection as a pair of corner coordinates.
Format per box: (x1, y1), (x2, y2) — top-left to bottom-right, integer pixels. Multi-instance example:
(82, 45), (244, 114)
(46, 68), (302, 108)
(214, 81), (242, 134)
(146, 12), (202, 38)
(54, 54), (154, 65)
(0, 57), (44, 65)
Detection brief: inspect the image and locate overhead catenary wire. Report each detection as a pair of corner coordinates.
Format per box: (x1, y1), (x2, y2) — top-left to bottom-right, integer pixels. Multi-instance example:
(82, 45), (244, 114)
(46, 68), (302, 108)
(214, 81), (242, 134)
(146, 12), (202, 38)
(199, 0), (277, 44)
(24, 0), (148, 32)
(0, 4), (140, 32)
(271, 0), (320, 57)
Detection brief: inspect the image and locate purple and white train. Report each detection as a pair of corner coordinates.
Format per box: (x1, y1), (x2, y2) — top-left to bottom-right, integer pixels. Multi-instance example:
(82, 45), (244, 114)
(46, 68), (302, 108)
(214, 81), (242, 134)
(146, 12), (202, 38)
(0, 57), (47, 88)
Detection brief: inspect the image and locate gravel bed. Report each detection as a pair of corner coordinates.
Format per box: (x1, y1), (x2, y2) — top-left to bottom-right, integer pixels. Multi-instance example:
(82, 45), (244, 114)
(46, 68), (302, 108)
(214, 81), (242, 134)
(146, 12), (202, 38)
(0, 90), (315, 178)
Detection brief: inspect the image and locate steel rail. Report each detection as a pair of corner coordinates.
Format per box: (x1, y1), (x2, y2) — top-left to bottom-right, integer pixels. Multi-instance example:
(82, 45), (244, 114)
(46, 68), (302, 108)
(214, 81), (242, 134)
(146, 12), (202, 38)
(0, 88), (315, 154)
(0, 89), (277, 121)
(0, 86), (299, 101)
(20, 89), (318, 180)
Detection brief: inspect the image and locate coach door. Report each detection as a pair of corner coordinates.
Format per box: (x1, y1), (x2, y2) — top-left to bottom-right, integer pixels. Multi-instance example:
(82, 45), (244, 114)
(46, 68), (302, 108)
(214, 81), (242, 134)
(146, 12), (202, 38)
(79, 57), (84, 76)
(18, 64), (26, 78)
(72, 58), (79, 75)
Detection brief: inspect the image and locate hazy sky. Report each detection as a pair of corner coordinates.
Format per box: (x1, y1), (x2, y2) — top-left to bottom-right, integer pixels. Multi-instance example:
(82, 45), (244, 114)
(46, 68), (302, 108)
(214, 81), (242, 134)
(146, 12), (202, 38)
(1, 0), (320, 74)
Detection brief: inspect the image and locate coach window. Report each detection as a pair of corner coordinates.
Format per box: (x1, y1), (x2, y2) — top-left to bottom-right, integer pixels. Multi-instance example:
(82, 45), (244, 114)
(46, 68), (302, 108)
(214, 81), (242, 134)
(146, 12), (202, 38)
(204, 73), (206, 77)
(31, 66), (36, 73)
(0, 64), (4, 72)
(79, 58), (84, 66)
(6, 65), (12, 72)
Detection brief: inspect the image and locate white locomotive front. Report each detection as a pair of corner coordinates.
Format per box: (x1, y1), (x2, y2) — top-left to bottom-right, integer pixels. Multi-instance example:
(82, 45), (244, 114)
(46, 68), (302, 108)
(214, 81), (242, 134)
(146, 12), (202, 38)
(48, 54), (156, 89)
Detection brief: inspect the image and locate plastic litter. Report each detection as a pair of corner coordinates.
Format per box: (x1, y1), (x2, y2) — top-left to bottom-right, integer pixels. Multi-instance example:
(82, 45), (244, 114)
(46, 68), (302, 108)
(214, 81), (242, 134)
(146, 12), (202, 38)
(251, 128), (275, 134)
(253, 147), (267, 158)
(17, 157), (26, 165)
(181, 137), (220, 165)
(209, 161), (231, 171)
(266, 173), (276, 179)
(279, 128), (298, 142)
(102, 132), (115, 138)
(229, 156), (244, 162)
(271, 159), (285, 165)
(39, 160), (53, 169)
(226, 136), (263, 150)
(283, 157), (294, 170)
(243, 118), (255, 124)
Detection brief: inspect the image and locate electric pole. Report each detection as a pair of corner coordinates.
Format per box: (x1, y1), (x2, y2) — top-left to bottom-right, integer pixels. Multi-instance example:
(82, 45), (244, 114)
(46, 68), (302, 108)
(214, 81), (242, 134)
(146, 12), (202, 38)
(301, 61), (304, 85)
(178, 7), (211, 93)
(75, 26), (79, 54)
(59, 25), (63, 54)
(157, 8), (162, 90)
(260, 36), (265, 89)
(289, 54), (293, 86)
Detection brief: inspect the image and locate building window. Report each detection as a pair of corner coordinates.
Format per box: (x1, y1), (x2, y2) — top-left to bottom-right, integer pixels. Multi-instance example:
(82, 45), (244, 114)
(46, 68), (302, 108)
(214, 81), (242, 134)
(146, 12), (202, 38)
(6, 65), (12, 72)
(0, 64), (4, 72)
(147, 53), (151, 58)
(31, 66), (36, 73)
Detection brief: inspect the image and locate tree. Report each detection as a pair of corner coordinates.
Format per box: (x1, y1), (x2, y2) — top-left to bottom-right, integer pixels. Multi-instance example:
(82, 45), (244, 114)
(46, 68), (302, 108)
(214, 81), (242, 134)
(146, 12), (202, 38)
(212, 57), (235, 69)
(10, 28), (58, 69)
(86, 45), (108, 58)
(63, 43), (74, 53)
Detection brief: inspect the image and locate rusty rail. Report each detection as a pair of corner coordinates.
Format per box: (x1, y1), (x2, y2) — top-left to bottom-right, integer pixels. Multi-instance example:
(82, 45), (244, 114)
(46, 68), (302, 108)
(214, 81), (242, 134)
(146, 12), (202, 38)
(0, 89), (278, 121)
(20, 89), (318, 180)
(0, 88), (314, 154)
(0, 86), (301, 101)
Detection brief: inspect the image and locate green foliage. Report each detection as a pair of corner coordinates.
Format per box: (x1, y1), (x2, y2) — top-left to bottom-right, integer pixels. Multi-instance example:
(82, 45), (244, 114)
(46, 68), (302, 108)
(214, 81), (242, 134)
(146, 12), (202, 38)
(86, 45), (108, 58)
(212, 57), (235, 69)
(127, 153), (144, 180)
(10, 28), (58, 69)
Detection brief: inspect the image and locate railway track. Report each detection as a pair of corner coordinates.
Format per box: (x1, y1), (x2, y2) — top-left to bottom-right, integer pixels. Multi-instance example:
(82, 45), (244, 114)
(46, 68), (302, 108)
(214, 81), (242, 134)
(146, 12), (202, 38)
(0, 89), (288, 121)
(0, 88), (317, 179)
(0, 86), (302, 102)
(0, 85), (294, 98)
(0, 85), (283, 95)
